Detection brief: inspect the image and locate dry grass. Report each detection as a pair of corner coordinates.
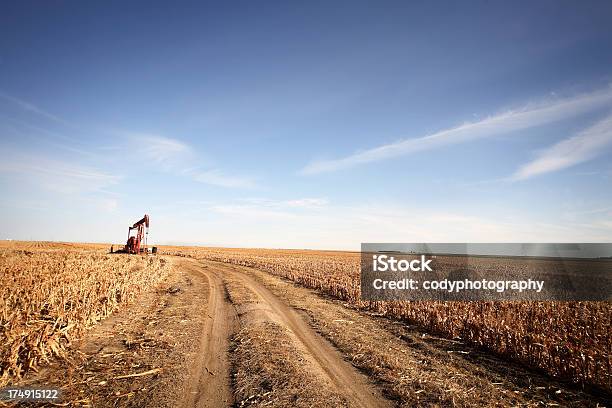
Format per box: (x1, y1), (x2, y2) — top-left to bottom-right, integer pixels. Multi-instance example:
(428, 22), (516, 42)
(162, 246), (611, 393)
(0, 241), (170, 386)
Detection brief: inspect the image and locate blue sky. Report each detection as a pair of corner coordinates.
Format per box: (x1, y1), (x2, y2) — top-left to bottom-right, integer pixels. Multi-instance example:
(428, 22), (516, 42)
(1, 1), (612, 249)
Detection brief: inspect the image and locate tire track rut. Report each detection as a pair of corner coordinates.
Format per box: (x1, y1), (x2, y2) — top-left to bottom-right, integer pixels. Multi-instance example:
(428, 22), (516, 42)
(181, 261), (237, 408)
(197, 259), (391, 408)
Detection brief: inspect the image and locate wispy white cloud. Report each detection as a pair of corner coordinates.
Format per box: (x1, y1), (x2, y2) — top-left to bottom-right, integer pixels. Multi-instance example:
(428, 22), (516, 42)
(0, 92), (71, 126)
(95, 198), (119, 212)
(134, 134), (192, 166)
(511, 113), (612, 180)
(125, 133), (258, 189)
(209, 204), (298, 219)
(206, 197), (328, 223)
(283, 198), (328, 208)
(1, 116), (104, 162)
(161, 200), (612, 249)
(594, 220), (612, 230)
(241, 197), (328, 209)
(191, 170), (258, 189)
(0, 153), (121, 194)
(300, 86), (612, 175)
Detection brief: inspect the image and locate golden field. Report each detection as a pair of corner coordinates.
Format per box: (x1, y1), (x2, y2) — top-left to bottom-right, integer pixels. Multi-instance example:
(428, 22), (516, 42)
(0, 241), (608, 394)
(0, 241), (170, 386)
(163, 246), (611, 392)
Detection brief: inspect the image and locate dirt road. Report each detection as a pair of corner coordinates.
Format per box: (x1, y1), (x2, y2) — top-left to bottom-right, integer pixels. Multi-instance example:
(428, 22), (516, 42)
(180, 262), (237, 408)
(185, 259), (390, 408)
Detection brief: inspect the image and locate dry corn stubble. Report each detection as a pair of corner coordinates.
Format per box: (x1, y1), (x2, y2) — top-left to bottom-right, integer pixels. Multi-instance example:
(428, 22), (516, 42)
(0, 242), (170, 386)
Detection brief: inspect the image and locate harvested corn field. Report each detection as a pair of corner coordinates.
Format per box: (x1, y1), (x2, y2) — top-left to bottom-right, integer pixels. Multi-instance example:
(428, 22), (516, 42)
(0, 241), (170, 386)
(1, 243), (610, 407)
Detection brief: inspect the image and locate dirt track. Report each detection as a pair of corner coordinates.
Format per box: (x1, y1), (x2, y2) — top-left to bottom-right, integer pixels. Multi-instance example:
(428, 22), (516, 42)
(184, 259), (390, 408)
(180, 261), (237, 408)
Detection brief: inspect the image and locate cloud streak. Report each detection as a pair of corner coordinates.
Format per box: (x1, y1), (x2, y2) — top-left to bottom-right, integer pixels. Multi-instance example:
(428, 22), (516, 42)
(300, 87), (612, 175)
(129, 133), (258, 189)
(0, 92), (71, 126)
(240, 197), (329, 209)
(206, 197), (329, 222)
(0, 153), (121, 194)
(511, 113), (612, 180)
(175, 200), (612, 249)
(138, 134), (192, 166)
(192, 169), (258, 189)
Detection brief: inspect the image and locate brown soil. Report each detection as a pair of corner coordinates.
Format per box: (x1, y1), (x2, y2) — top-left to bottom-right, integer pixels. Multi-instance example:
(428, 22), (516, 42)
(179, 261), (237, 408)
(221, 265), (390, 408)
